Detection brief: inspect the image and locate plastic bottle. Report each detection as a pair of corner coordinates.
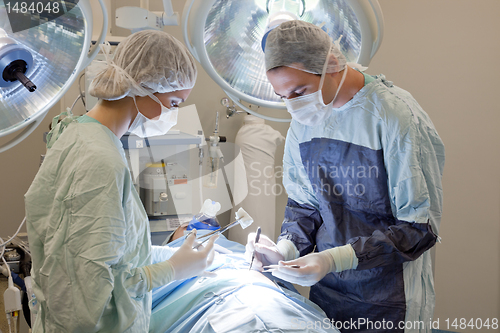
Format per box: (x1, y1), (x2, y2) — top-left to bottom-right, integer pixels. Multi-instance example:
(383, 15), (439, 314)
(186, 199), (221, 231)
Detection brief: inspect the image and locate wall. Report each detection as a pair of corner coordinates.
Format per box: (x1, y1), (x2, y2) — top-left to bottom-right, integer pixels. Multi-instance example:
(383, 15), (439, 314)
(0, 0), (498, 331)
(372, 0), (500, 327)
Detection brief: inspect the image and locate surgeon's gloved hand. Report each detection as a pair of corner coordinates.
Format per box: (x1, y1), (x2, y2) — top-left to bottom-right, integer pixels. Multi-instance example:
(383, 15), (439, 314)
(245, 233), (284, 271)
(269, 252), (335, 287)
(169, 230), (217, 280)
(267, 245), (358, 287)
(142, 230), (217, 290)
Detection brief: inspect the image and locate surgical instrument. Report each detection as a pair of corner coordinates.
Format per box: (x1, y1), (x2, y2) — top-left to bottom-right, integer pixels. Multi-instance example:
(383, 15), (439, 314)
(193, 207), (253, 249)
(248, 227), (261, 270)
(262, 264), (300, 273)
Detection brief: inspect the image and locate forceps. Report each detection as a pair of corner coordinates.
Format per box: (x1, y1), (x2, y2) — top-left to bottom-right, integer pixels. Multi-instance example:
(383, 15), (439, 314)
(193, 218), (243, 249)
(192, 208), (253, 249)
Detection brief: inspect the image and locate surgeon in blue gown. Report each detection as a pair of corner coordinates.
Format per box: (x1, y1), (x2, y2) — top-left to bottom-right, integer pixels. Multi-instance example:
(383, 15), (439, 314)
(246, 20), (445, 332)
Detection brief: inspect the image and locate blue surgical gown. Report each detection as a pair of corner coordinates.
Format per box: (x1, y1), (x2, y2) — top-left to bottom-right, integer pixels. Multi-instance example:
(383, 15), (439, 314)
(278, 73), (445, 332)
(25, 115), (172, 332)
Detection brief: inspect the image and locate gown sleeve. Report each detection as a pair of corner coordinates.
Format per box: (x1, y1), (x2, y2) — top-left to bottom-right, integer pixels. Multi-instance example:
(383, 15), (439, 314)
(151, 245), (177, 264)
(349, 97), (444, 270)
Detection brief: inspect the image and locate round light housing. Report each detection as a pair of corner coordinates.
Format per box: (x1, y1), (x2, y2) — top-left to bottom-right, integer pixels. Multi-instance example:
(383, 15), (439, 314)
(182, 0), (384, 121)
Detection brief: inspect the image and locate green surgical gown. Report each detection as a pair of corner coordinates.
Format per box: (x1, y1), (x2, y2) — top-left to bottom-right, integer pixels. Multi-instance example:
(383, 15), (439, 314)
(25, 116), (169, 332)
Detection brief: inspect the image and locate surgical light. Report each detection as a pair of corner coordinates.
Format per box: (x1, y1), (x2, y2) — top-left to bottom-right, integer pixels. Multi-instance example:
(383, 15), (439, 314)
(182, 0), (384, 122)
(0, 0), (108, 153)
(0, 28), (36, 92)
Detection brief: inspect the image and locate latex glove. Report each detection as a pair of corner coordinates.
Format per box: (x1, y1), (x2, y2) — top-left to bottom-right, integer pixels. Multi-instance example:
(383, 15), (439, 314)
(169, 230), (217, 280)
(267, 244), (357, 286)
(143, 230), (217, 290)
(245, 233), (284, 271)
(268, 251), (335, 287)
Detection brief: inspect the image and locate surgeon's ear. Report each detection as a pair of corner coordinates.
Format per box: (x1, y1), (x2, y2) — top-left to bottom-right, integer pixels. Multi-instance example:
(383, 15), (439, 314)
(325, 70), (340, 81)
(326, 54), (341, 74)
(326, 71), (339, 79)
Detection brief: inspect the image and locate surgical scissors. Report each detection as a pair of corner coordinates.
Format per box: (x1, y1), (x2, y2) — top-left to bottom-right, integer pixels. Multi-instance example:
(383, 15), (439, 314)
(249, 227), (261, 270)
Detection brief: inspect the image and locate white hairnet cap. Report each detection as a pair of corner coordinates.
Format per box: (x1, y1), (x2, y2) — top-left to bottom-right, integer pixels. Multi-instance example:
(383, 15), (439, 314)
(89, 30), (197, 100)
(264, 20), (347, 74)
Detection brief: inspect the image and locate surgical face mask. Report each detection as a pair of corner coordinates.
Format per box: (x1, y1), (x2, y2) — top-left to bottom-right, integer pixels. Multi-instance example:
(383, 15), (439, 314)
(284, 52), (348, 127)
(129, 97), (178, 138)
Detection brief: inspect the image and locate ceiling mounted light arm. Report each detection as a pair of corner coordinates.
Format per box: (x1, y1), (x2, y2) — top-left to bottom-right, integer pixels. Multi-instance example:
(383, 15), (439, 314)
(80, 0), (109, 70)
(162, 0), (179, 25)
(116, 0), (179, 32)
(181, 0), (199, 59)
(368, 0), (384, 59)
(348, 0), (384, 65)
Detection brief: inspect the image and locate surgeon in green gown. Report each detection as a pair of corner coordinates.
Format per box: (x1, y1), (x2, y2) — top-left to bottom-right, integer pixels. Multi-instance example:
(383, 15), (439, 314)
(24, 30), (217, 332)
